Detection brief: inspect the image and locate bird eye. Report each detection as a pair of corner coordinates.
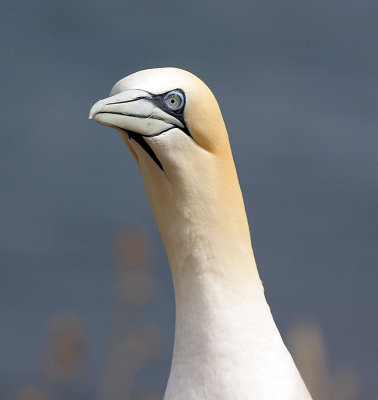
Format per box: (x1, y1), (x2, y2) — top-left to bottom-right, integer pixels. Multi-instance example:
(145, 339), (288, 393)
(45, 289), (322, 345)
(164, 90), (184, 110)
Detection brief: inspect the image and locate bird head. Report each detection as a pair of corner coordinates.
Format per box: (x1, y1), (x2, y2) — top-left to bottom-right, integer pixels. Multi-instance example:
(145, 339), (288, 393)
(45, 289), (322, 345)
(89, 68), (232, 175)
(89, 68), (251, 272)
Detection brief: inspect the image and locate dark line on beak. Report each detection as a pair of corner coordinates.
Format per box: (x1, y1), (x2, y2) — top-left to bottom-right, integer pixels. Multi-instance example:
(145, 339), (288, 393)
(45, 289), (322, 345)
(97, 111), (169, 124)
(146, 126), (175, 137)
(106, 97), (146, 105)
(125, 130), (164, 172)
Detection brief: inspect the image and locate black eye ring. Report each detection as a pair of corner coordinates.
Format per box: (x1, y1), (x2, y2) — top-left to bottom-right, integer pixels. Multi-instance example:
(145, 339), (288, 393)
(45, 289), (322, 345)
(164, 90), (184, 110)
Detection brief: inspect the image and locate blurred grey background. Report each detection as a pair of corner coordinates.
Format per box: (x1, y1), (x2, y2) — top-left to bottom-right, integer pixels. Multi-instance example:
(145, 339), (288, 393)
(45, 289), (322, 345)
(1, 0), (377, 399)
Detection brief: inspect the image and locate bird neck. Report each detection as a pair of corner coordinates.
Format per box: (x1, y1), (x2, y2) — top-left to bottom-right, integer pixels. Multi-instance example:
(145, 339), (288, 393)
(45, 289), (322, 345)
(140, 146), (270, 336)
(139, 139), (262, 288)
(133, 138), (310, 399)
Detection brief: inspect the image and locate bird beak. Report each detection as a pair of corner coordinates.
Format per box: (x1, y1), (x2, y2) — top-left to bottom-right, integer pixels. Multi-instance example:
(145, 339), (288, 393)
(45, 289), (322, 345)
(89, 89), (184, 137)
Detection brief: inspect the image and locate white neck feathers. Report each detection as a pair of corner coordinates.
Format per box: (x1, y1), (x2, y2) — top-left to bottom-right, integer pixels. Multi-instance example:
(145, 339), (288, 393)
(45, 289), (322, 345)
(126, 130), (311, 400)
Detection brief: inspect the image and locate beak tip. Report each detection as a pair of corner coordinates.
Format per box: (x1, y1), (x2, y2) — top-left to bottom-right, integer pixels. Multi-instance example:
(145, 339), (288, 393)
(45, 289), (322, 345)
(89, 100), (104, 121)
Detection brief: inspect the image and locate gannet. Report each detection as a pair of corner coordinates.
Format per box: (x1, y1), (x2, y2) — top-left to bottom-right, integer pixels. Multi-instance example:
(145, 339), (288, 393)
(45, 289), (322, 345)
(89, 68), (312, 400)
